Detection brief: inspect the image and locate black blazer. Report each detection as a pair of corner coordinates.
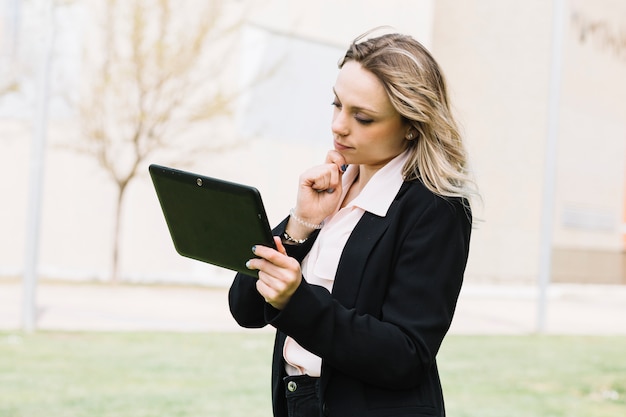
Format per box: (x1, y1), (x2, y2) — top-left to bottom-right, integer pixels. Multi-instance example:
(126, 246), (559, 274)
(229, 179), (472, 417)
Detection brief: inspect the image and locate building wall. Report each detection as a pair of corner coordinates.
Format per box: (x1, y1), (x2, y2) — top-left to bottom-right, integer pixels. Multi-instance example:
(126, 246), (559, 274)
(553, 0), (626, 284)
(246, 0), (435, 48)
(432, 0), (554, 283)
(433, 0), (626, 284)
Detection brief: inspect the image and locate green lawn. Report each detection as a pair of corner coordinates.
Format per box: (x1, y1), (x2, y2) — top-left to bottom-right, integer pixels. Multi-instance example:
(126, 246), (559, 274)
(0, 332), (624, 417)
(438, 336), (626, 417)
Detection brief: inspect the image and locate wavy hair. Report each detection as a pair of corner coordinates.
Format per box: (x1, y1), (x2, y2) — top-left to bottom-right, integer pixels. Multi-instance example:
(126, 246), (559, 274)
(339, 30), (478, 203)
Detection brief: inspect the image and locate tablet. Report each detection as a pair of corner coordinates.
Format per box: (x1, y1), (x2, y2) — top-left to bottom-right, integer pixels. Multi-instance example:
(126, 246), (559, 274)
(149, 164), (276, 277)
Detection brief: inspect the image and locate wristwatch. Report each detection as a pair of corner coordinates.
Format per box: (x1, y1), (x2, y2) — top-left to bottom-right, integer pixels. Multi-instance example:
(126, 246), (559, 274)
(282, 230), (308, 244)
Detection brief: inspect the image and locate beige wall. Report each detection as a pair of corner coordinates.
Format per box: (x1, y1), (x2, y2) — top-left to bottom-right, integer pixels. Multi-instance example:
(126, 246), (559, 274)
(247, 0), (435, 47)
(556, 0), (626, 251)
(433, 0), (626, 284)
(553, 0), (626, 284)
(433, 0), (555, 283)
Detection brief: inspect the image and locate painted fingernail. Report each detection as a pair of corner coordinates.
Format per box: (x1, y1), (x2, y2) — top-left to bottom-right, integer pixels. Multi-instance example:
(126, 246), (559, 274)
(251, 245), (256, 253)
(245, 260), (252, 269)
(341, 164), (348, 172)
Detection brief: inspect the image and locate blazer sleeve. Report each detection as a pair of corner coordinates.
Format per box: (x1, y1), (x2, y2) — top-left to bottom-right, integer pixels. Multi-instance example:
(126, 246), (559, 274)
(228, 216), (320, 328)
(265, 194), (471, 389)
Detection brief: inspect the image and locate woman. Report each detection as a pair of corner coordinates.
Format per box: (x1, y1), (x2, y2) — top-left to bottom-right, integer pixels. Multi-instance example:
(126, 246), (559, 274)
(229, 30), (476, 417)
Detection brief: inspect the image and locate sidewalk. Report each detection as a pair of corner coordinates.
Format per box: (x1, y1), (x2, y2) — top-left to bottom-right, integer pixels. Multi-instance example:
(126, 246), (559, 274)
(1, 280), (626, 334)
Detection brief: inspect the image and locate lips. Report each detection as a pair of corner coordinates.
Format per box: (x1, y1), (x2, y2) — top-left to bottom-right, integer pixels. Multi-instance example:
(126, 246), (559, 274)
(334, 140), (352, 151)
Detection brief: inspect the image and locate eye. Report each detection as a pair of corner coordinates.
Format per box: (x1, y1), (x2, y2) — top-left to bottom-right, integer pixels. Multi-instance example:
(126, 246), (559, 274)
(331, 100), (342, 109)
(355, 115), (373, 125)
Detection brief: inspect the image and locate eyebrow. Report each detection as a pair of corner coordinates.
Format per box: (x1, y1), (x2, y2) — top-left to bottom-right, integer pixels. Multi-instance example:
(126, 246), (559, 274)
(332, 87), (381, 115)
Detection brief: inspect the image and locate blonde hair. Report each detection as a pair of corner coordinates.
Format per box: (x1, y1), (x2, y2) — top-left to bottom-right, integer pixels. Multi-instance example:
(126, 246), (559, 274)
(340, 31), (478, 203)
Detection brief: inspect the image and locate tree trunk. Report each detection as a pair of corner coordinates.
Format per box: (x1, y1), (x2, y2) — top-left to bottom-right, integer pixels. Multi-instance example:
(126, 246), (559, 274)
(111, 182), (128, 284)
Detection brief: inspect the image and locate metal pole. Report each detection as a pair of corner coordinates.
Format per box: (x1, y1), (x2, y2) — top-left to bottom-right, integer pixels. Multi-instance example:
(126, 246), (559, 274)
(22, 0), (54, 333)
(9, 0), (21, 57)
(537, 0), (566, 333)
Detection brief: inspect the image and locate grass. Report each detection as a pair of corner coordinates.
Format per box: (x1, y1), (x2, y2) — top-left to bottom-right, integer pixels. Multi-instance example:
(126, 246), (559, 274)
(0, 332), (274, 417)
(439, 336), (626, 417)
(0, 332), (624, 417)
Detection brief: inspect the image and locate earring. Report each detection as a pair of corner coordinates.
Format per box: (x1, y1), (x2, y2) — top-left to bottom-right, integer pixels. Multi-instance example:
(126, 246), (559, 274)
(407, 132), (414, 140)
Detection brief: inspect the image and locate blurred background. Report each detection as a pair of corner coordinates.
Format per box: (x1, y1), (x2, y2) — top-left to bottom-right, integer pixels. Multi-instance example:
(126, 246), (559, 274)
(0, 0), (625, 305)
(1, 2), (625, 415)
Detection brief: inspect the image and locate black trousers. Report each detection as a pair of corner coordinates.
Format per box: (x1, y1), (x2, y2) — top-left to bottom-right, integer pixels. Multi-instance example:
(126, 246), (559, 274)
(283, 375), (322, 417)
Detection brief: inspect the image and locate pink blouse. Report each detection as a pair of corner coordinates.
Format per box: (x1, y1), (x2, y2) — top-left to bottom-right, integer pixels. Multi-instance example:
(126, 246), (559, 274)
(283, 150), (410, 377)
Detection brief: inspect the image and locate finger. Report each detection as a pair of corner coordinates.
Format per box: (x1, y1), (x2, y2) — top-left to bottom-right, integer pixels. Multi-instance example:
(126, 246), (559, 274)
(255, 277), (274, 302)
(325, 150), (347, 169)
(246, 257), (277, 275)
(256, 269), (280, 289)
(274, 236), (287, 256)
(245, 257), (258, 271)
(310, 165), (335, 190)
(255, 276), (289, 310)
(252, 244), (291, 269)
(251, 244), (275, 261)
(328, 164), (340, 190)
(316, 165), (342, 193)
(245, 246), (274, 271)
(256, 269), (295, 303)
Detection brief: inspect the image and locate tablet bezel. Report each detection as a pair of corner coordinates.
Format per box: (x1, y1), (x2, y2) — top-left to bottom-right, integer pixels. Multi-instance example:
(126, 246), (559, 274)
(149, 164), (276, 278)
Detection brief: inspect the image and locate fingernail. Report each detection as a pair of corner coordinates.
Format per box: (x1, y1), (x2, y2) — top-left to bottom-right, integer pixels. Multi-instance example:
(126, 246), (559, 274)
(245, 260), (252, 269)
(341, 164), (348, 172)
(327, 188), (335, 194)
(251, 245), (256, 253)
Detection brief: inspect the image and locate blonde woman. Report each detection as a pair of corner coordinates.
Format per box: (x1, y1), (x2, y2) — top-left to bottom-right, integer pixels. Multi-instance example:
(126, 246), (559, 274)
(230, 30), (476, 417)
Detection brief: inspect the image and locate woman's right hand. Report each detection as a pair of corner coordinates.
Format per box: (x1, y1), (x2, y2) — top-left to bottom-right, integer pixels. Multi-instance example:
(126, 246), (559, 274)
(293, 150), (347, 226)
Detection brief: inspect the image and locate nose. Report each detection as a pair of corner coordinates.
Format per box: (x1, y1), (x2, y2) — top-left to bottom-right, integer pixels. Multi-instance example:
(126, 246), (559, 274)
(331, 108), (349, 137)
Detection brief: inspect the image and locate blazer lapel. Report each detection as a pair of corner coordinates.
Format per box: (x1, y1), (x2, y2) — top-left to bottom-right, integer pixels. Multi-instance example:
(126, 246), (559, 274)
(332, 211), (391, 307)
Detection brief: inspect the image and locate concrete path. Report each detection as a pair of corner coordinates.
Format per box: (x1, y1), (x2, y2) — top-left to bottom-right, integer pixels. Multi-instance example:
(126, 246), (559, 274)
(1, 280), (625, 334)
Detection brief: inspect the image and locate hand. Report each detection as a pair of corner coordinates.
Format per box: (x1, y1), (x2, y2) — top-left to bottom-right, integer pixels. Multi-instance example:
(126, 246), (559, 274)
(247, 236), (302, 310)
(294, 150), (347, 224)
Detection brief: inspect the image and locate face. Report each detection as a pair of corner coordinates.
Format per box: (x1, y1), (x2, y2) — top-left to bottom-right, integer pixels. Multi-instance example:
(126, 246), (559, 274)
(331, 60), (410, 171)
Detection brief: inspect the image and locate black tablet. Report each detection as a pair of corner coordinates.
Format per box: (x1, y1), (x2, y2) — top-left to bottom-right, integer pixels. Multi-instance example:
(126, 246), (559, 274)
(149, 164), (276, 277)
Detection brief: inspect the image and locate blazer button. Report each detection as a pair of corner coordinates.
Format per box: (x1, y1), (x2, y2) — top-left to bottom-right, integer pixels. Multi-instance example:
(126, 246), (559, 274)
(287, 381), (297, 392)
(322, 402), (329, 416)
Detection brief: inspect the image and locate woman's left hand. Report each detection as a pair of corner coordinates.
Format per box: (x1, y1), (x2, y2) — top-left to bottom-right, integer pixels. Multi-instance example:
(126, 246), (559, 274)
(247, 236), (302, 310)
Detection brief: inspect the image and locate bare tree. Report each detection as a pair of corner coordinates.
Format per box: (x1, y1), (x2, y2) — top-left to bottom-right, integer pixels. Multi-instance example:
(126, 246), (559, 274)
(0, 29), (20, 98)
(77, 0), (247, 283)
(0, 78), (18, 97)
